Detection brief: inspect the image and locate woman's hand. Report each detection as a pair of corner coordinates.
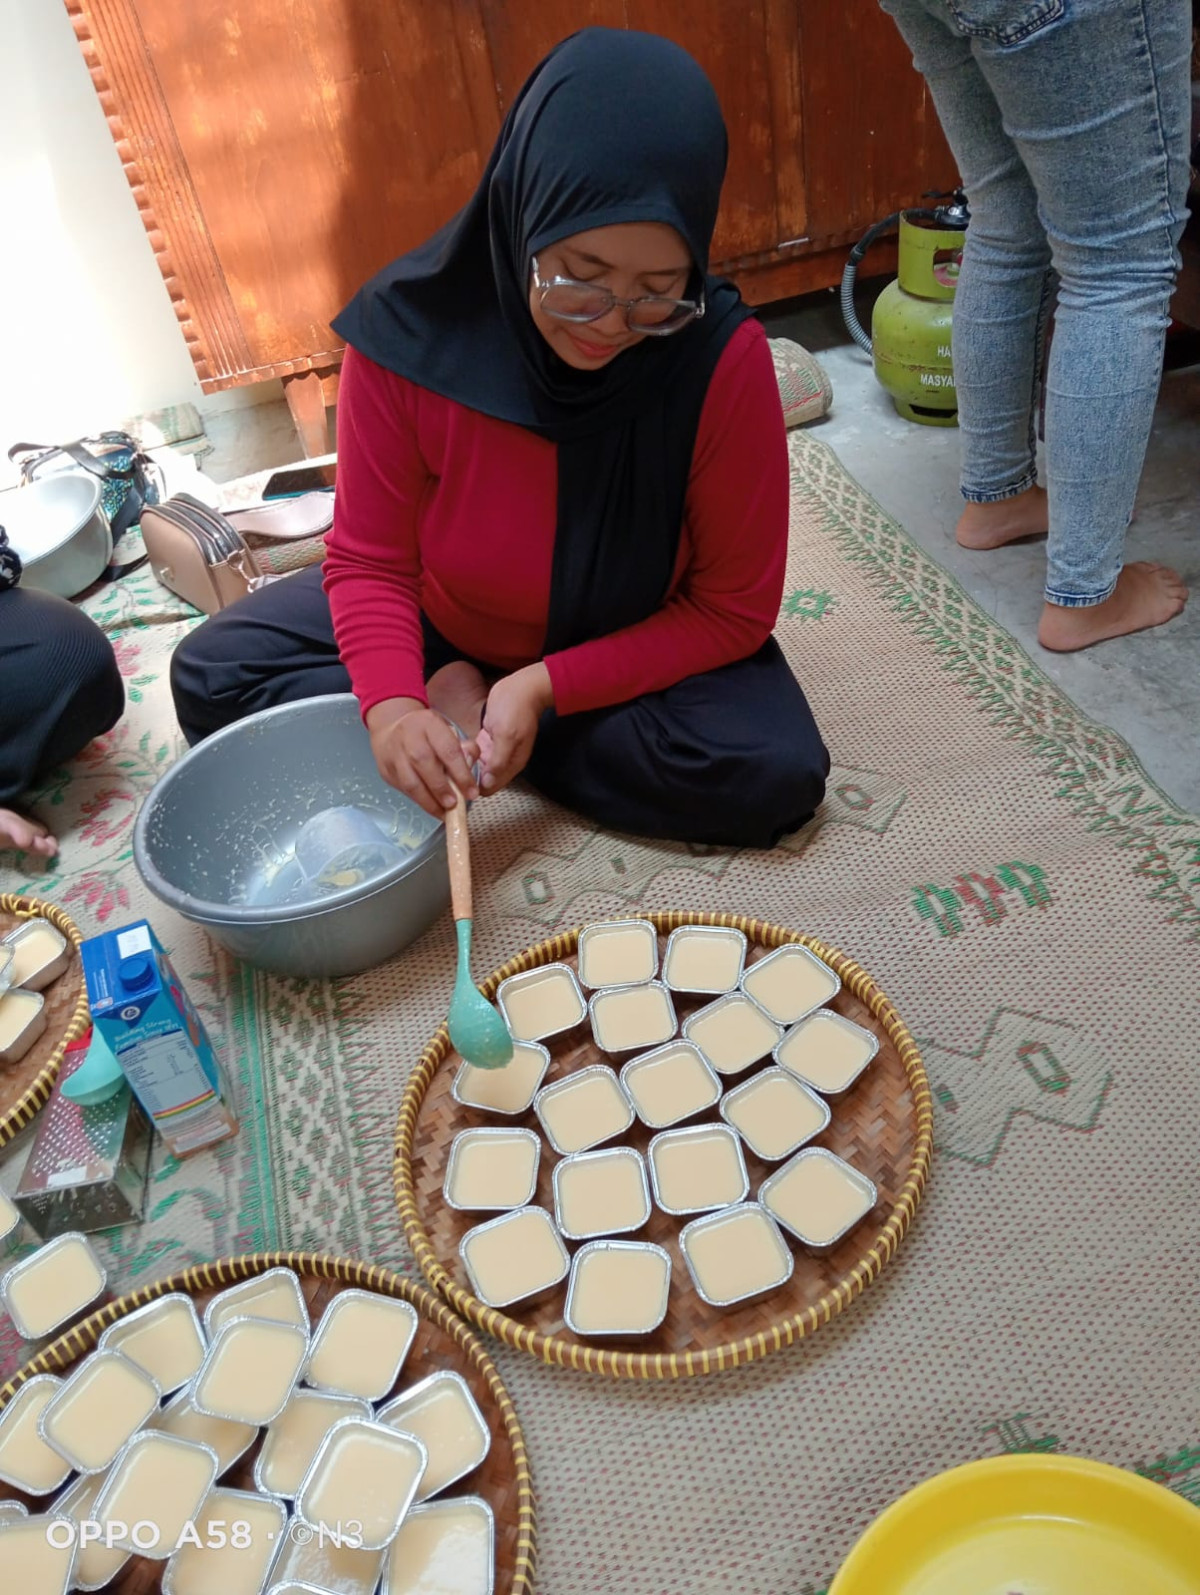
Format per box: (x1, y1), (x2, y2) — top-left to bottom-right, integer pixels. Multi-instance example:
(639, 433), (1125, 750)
(366, 697), (479, 819)
(479, 664), (554, 793)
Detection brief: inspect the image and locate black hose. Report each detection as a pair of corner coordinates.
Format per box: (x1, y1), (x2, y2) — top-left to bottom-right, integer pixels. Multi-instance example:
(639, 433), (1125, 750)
(840, 206), (948, 355)
(840, 211), (902, 355)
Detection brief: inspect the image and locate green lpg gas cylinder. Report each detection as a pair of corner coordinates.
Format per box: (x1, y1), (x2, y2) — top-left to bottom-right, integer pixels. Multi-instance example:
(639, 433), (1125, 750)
(871, 212), (962, 426)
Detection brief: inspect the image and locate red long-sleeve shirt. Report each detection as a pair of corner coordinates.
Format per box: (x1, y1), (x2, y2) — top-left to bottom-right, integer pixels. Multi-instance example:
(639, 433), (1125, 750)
(323, 319), (787, 718)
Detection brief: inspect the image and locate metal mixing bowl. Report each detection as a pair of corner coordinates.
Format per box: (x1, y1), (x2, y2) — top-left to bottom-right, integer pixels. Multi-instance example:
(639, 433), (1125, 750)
(133, 695), (450, 977)
(0, 474), (113, 597)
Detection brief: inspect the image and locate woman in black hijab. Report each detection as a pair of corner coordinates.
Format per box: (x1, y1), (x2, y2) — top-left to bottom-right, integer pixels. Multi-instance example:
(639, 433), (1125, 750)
(172, 28), (829, 847)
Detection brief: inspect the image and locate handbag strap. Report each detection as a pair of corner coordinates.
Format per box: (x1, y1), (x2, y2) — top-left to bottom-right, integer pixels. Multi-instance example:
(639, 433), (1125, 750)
(8, 436), (139, 480)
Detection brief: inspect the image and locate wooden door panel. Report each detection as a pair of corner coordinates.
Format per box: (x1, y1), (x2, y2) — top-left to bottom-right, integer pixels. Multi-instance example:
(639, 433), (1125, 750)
(798, 0), (958, 244)
(629, 0), (805, 260)
(474, 2), (801, 261)
(130, 0), (487, 372)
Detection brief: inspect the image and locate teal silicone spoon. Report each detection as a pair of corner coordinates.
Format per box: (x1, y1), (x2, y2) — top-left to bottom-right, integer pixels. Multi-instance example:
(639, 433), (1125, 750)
(445, 788), (513, 1070)
(60, 1027), (126, 1106)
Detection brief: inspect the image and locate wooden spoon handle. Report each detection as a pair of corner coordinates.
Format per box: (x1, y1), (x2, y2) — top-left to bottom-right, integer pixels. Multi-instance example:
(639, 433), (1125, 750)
(446, 788), (472, 924)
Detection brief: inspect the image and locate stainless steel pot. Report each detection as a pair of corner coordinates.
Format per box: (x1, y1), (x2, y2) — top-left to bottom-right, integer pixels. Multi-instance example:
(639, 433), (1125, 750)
(133, 695), (450, 977)
(0, 474), (113, 598)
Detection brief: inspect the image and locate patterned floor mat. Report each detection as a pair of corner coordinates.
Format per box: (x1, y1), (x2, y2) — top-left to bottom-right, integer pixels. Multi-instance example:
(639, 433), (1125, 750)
(2, 430), (1197, 1591)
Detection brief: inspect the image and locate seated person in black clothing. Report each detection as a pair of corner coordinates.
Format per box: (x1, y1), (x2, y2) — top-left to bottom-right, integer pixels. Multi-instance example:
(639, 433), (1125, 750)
(0, 527), (124, 857)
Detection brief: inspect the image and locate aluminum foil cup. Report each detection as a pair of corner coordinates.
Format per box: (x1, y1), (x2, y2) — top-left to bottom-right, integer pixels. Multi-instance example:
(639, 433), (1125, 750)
(301, 1287), (418, 1400)
(495, 962), (587, 1043)
(52, 1468), (130, 1592)
(773, 1009), (880, 1097)
(191, 1314), (310, 1425)
(0, 1512), (79, 1592)
(739, 942), (841, 1026)
(0, 1373), (72, 1494)
(1, 918), (71, 992)
(646, 1123), (750, 1216)
(377, 1369), (491, 1499)
(0, 986), (47, 1068)
(458, 1206), (571, 1310)
(202, 1266), (311, 1339)
(96, 1292), (207, 1395)
(0, 1230), (107, 1340)
(681, 992), (783, 1077)
(758, 1146), (879, 1251)
(0, 1500), (28, 1522)
(551, 1146), (651, 1241)
(451, 1040), (551, 1117)
(563, 1240), (672, 1337)
(661, 924), (748, 994)
(587, 980), (678, 1057)
(254, 1391), (372, 1499)
(151, 1386), (258, 1476)
(442, 1125), (542, 1212)
(294, 1415), (428, 1552)
(718, 1067), (832, 1162)
(678, 1202), (795, 1308)
(93, 1430), (220, 1558)
(576, 919), (659, 990)
(380, 1495), (495, 1595)
(36, 1349), (161, 1474)
(618, 1041), (723, 1130)
(533, 1063), (634, 1157)
(160, 1485), (287, 1595)
(0, 944), (14, 999)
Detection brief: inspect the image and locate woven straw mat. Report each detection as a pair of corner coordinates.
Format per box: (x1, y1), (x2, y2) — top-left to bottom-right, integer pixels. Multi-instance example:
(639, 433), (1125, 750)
(1, 429), (1197, 1593)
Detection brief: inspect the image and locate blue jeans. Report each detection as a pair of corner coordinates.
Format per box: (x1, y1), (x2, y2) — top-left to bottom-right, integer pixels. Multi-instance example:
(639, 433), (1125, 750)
(880, 0), (1191, 605)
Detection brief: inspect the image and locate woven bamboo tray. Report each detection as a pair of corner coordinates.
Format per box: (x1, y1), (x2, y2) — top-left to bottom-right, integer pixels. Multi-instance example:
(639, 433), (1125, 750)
(0, 1251), (536, 1594)
(396, 912), (933, 1379)
(0, 894), (90, 1146)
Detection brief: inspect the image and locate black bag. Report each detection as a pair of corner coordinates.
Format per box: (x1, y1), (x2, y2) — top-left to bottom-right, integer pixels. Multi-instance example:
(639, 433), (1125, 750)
(8, 431), (162, 539)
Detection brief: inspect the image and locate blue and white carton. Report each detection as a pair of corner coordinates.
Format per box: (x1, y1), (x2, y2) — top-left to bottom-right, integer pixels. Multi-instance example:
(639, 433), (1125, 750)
(81, 920), (238, 1158)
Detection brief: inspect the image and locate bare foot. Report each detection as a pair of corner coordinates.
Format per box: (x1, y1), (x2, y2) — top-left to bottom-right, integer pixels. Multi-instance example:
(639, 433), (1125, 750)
(957, 485), (1048, 550)
(1038, 562), (1188, 651)
(427, 660), (489, 739)
(0, 807), (57, 857)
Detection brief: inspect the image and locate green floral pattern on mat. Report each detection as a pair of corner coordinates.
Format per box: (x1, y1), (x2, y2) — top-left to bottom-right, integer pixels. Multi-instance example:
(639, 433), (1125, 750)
(783, 586), (836, 621)
(1139, 1443), (1200, 1507)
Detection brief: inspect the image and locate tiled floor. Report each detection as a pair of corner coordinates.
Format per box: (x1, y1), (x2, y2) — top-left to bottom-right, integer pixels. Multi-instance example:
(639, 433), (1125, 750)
(200, 289), (1200, 813)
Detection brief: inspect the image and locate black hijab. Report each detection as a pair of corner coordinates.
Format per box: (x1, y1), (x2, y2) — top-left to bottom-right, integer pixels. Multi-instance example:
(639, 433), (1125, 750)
(332, 27), (752, 653)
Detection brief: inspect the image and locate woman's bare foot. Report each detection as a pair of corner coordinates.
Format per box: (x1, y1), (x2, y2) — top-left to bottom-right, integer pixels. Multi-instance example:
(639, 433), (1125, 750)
(0, 807), (57, 857)
(1038, 562), (1188, 651)
(427, 660), (489, 739)
(957, 485), (1048, 550)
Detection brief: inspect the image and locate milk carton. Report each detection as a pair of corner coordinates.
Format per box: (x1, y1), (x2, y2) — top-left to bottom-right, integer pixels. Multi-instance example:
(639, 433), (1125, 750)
(81, 921), (238, 1157)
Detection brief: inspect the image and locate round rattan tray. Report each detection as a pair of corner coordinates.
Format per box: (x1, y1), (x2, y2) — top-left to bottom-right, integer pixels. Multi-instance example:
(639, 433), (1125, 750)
(0, 893), (90, 1146)
(395, 911), (933, 1379)
(0, 1251), (537, 1594)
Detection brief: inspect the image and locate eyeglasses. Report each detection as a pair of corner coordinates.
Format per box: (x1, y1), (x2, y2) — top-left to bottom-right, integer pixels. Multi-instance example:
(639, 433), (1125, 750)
(531, 256), (704, 335)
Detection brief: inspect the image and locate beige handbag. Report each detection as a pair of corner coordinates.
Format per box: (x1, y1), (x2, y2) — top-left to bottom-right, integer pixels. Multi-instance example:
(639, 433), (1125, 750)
(140, 492), (333, 614)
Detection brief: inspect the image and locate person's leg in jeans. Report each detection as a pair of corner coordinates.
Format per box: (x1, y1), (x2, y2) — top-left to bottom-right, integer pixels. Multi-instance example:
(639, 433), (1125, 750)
(882, 0), (1190, 647)
(884, 0), (1056, 549)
